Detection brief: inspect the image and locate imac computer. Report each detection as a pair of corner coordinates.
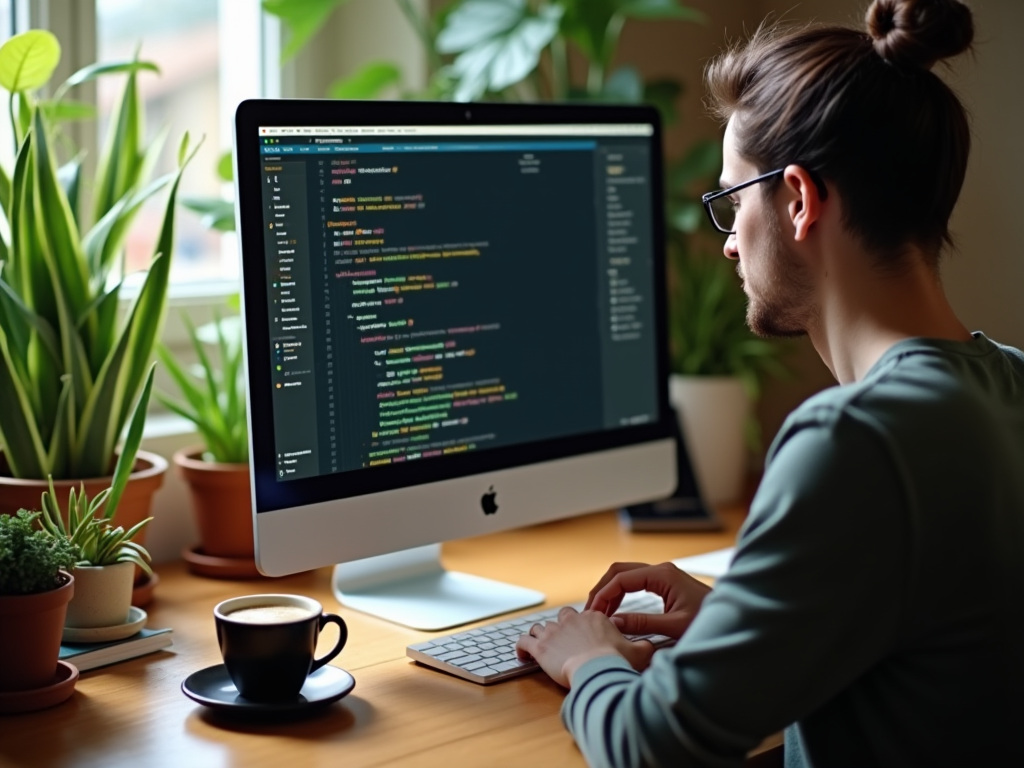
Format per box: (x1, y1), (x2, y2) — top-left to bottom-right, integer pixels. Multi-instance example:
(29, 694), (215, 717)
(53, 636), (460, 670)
(234, 100), (676, 630)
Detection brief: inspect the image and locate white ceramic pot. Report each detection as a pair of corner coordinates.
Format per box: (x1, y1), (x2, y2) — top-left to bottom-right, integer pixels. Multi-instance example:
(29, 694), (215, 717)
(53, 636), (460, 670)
(669, 374), (750, 506)
(64, 561), (136, 629)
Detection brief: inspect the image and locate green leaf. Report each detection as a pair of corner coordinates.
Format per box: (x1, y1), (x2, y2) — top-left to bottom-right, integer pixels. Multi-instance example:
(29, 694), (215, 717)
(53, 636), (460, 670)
(180, 195), (236, 232)
(45, 375), (72, 474)
(84, 285), (121, 378)
(0, 322), (48, 478)
(112, 138), (202, 440)
(619, 0), (705, 21)
(57, 155), (84, 224)
(439, 0), (563, 101)
(15, 91), (32, 144)
(668, 138), (722, 194)
(0, 31), (61, 93)
(0, 276), (62, 368)
(602, 66), (643, 103)
(53, 59), (159, 102)
(0, 162), (11, 221)
(328, 61), (402, 100)
(643, 78), (682, 125)
(669, 201), (703, 234)
(84, 170), (175, 281)
(37, 99), (96, 123)
(437, 0), (527, 52)
(102, 363), (155, 521)
(263, 0), (351, 62)
(217, 150), (233, 182)
(30, 109), (90, 321)
(93, 60), (145, 224)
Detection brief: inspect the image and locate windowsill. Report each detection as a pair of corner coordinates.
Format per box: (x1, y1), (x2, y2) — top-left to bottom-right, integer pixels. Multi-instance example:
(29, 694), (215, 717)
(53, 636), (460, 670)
(143, 412), (200, 440)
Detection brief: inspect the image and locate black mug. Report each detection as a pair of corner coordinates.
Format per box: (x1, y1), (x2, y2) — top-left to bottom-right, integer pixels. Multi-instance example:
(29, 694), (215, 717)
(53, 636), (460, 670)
(214, 594), (348, 702)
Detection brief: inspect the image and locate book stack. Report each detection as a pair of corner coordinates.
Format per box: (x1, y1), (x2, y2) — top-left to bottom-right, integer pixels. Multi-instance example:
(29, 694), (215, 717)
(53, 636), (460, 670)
(59, 628), (173, 672)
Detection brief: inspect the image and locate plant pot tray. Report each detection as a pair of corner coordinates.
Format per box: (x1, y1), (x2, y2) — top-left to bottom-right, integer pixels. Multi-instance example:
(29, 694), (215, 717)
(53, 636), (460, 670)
(181, 546), (266, 580)
(0, 661), (78, 714)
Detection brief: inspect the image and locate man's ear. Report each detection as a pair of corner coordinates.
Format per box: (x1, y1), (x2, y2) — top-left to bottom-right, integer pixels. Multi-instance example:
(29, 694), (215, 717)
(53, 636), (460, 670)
(783, 165), (824, 242)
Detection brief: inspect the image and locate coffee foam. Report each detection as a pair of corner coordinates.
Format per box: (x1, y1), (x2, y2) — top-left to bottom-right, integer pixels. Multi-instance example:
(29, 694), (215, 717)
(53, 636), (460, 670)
(228, 604), (316, 624)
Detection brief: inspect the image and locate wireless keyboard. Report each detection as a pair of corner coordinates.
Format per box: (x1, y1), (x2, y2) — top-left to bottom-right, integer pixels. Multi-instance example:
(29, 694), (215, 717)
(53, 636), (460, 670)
(406, 591), (673, 685)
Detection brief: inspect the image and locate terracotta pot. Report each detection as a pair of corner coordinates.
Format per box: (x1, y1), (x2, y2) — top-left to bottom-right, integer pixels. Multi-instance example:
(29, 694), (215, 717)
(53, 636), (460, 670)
(0, 450), (168, 549)
(0, 573), (74, 691)
(174, 446), (253, 559)
(65, 562), (135, 629)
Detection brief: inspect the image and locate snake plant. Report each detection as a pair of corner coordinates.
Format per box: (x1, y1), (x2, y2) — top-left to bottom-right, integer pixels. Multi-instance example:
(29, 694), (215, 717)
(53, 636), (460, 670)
(157, 311), (249, 464)
(0, 30), (198, 480)
(36, 369), (156, 574)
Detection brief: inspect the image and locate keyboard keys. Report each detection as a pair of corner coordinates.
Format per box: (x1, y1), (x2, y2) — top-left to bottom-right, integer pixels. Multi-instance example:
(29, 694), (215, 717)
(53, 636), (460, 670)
(407, 591), (672, 685)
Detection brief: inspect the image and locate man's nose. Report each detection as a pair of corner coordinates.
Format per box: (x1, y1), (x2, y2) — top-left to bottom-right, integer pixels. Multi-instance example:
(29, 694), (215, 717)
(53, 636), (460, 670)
(723, 233), (739, 260)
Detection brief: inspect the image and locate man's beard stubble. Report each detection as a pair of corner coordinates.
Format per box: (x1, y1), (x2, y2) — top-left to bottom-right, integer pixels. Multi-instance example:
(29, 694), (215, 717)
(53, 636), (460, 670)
(741, 203), (816, 339)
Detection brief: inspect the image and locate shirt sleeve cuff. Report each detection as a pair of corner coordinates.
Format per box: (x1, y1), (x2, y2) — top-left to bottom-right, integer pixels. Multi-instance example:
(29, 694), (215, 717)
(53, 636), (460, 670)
(561, 655), (639, 730)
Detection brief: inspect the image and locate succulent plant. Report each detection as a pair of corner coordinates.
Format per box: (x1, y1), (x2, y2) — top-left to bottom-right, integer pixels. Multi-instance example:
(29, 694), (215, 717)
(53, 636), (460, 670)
(35, 369), (156, 573)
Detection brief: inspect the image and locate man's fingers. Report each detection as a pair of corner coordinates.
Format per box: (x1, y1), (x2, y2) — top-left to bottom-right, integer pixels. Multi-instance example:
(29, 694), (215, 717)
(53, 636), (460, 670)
(516, 632), (537, 660)
(609, 611), (681, 638)
(590, 562), (683, 613)
(585, 562), (649, 609)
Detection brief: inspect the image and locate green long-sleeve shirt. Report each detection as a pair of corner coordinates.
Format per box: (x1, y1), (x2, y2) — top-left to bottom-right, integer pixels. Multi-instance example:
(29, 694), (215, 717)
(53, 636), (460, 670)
(563, 333), (1024, 767)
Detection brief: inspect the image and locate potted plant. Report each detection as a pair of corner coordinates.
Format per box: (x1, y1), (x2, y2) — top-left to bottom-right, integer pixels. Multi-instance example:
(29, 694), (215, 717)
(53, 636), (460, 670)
(662, 136), (791, 505)
(157, 311), (255, 577)
(37, 374), (155, 629)
(666, 240), (790, 504)
(0, 31), (198, 544)
(0, 510), (79, 697)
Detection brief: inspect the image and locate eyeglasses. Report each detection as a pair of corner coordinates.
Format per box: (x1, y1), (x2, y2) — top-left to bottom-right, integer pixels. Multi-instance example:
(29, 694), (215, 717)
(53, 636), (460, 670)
(701, 168), (785, 235)
(702, 167), (829, 235)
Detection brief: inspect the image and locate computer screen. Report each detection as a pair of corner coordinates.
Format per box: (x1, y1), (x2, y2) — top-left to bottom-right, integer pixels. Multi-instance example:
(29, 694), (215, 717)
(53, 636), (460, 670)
(236, 101), (675, 629)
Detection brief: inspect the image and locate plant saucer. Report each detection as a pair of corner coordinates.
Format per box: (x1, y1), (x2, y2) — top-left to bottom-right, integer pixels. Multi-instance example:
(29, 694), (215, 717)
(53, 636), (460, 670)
(132, 570), (160, 608)
(182, 545), (265, 579)
(0, 661), (79, 714)
(62, 606), (147, 643)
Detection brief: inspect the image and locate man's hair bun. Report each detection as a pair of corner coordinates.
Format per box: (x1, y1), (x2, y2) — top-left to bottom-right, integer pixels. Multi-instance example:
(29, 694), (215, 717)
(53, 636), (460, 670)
(866, 0), (974, 70)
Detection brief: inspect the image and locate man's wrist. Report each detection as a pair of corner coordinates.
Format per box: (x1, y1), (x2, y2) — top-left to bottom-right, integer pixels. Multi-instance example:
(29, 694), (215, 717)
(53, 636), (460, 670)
(563, 647), (624, 686)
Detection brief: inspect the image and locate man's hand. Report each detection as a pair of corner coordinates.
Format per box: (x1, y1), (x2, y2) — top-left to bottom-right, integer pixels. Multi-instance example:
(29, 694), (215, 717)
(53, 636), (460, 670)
(586, 561), (713, 639)
(515, 607), (655, 688)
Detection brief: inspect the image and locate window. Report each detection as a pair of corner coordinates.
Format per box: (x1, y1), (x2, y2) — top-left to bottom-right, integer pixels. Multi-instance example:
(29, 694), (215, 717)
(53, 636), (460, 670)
(95, 0), (271, 292)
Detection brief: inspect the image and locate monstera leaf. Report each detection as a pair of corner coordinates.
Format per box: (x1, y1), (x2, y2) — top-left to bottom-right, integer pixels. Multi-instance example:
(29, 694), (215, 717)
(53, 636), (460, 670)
(437, 0), (563, 102)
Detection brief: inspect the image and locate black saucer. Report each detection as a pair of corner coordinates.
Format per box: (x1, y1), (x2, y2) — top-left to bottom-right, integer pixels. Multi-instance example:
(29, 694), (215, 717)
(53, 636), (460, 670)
(181, 664), (355, 713)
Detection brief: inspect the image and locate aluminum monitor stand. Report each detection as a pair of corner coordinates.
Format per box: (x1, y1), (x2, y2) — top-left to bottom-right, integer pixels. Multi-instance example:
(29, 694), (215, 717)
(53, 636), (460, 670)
(332, 543), (544, 631)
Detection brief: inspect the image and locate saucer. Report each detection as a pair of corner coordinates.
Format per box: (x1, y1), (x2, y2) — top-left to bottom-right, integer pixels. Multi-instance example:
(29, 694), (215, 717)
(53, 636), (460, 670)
(0, 661), (79, 714)
(181, 664), (355, 713)
(132, 570), (160, 607)
(182, 545), (264, 579)
(62, 606), (147, 643)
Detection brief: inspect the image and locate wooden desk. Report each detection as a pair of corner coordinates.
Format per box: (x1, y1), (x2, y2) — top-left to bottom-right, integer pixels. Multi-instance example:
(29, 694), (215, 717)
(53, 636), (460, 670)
(0, 508), (776, 768)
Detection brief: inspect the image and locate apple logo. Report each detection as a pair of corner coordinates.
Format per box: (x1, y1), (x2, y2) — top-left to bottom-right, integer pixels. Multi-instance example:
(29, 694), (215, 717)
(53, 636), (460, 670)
(481, 486), (498, 515)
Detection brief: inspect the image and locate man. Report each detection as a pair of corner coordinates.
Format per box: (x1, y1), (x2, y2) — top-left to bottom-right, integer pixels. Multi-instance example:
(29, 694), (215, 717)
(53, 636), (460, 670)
(516, 2), (1024, 766)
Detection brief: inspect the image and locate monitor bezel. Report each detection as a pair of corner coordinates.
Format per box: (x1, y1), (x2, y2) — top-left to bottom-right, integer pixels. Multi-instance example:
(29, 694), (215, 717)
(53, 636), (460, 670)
(235, 99), (673, 515)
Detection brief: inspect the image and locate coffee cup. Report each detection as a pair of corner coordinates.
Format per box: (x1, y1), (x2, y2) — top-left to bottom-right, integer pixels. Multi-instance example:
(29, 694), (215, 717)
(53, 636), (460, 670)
(214, 594), (348, 702)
